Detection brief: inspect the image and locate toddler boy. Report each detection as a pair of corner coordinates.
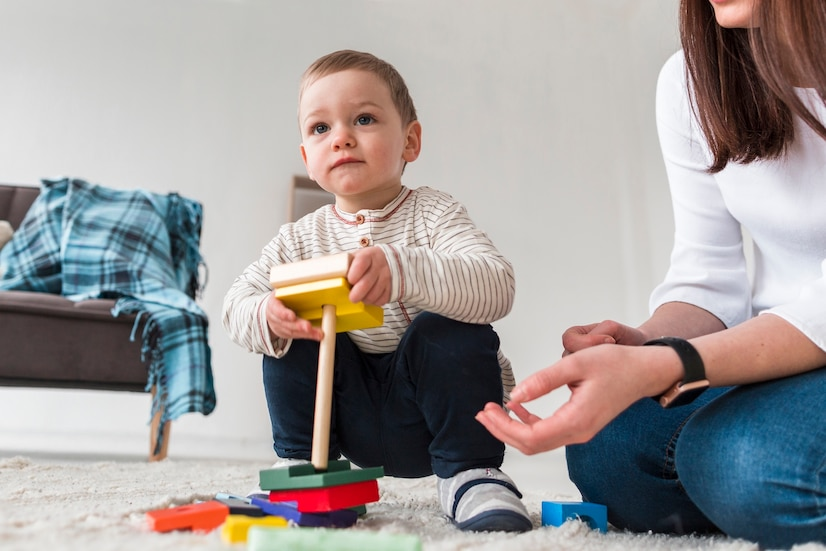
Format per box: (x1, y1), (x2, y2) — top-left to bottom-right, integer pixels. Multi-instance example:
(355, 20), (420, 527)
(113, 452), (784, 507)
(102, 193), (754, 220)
(222, 50), (531, 532)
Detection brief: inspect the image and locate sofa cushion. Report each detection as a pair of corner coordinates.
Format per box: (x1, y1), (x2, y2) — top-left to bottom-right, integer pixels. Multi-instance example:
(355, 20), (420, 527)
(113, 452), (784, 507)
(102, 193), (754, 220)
(0, 178), (204, 305)
(57, 178), (203, 310)
(0, 180), (67, 293)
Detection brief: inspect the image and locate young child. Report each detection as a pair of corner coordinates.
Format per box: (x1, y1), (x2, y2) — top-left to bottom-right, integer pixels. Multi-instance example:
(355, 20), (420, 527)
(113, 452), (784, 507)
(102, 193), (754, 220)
(222, 49), (531, 533)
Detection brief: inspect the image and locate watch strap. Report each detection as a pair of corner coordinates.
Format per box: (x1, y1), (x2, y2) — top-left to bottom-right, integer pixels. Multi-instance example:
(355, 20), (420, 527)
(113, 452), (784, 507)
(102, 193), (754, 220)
(644, 337), (708, 407)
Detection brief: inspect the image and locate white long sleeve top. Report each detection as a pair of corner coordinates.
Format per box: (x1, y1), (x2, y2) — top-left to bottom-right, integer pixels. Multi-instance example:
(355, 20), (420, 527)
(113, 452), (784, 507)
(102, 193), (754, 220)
(222, 185), (517, 398)
(650, 51), (826, 352)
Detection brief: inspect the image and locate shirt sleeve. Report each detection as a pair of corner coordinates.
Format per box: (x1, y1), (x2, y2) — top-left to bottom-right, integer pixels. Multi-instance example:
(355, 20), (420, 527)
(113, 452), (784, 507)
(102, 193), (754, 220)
(221, 232), (293, 357)
(762, 260), (826, 354)
(648, 51), (753, 328)
(379, 190), (515, 325)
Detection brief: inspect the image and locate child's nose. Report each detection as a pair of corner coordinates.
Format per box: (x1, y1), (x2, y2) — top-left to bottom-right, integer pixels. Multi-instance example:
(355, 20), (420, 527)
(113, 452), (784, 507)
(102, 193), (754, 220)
(331, 128), (355, 149)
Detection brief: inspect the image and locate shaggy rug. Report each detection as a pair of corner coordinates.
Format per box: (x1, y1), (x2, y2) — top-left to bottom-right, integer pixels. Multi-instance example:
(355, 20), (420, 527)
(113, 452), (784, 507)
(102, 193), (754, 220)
(0, 455), (822, 551)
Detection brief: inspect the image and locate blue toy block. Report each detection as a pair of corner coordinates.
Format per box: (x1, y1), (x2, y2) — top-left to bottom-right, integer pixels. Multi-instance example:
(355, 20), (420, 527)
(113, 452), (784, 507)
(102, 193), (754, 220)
(541, 501), (607, 533)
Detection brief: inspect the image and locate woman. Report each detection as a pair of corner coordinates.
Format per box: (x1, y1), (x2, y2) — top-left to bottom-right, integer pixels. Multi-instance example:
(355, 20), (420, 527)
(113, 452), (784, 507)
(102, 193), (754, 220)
(476, 0), (826, 547)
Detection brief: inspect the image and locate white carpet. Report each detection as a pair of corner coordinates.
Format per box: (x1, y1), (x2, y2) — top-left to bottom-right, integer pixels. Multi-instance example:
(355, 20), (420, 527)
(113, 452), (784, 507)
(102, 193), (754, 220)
(0, 455), (820, 551)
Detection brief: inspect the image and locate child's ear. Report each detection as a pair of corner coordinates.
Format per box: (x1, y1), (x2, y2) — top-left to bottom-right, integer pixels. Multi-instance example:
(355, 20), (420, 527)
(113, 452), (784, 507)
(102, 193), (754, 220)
(403, 121), (422, 163)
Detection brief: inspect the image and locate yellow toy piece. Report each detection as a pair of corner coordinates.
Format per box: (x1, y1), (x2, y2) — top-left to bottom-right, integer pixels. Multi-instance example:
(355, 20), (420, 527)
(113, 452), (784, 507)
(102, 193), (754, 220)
(220, 514), (289, 544)
(275, 277), (383, 333)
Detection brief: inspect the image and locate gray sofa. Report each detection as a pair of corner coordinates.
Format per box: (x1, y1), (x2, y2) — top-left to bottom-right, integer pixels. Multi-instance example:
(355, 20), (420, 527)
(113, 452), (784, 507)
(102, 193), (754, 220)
(0, 183), (170, 460)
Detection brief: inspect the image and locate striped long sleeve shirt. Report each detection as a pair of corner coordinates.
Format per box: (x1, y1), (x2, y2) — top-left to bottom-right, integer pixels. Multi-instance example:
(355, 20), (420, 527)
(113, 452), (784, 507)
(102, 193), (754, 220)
(222, 185), (516, 399)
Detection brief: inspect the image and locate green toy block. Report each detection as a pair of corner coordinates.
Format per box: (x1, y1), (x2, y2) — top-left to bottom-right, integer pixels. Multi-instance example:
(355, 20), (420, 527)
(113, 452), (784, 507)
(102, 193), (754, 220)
(259, 459), (384, 491)
(247, 526), (422, 551)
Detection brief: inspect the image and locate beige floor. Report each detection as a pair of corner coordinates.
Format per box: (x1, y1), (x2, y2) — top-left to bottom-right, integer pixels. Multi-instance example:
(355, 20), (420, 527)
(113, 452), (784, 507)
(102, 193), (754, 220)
(8, 444), (580, 500)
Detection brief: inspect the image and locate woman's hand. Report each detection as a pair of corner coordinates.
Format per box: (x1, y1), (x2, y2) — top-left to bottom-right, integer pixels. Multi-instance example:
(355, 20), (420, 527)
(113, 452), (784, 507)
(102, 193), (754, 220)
(265, 294), (323, 342)
(347, 247), (391, 306)
(478, 305), (738, 454)
(476, 343), (678, 455)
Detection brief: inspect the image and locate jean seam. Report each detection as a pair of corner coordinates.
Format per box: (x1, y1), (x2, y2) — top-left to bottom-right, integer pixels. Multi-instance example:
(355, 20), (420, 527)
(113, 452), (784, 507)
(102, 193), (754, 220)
(815, 453), (826, 522)
(661, 415), (692, 491)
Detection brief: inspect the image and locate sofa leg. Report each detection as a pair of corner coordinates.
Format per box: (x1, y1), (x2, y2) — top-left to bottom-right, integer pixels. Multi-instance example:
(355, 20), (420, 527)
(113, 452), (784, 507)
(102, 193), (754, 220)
(149, 385), (170, 462)
(149, 412), (171, 462)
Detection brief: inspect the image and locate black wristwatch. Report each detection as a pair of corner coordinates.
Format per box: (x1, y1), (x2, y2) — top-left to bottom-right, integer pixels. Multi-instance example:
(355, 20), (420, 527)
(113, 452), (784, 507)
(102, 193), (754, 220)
(644, 337), (709, 408)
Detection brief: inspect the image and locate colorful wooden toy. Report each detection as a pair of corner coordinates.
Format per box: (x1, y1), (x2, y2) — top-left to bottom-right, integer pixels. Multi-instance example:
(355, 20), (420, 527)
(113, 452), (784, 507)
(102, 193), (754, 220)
(220, 514), (288, 544)
(269, 253), (384, 472)
(268, 254), (385, 521)
(247, 525), (422, 551)
(541, 501), (608, 533)
(249, 497), (359, 527)
(267, 479), (379, 513)
(146, 500), (229, 533)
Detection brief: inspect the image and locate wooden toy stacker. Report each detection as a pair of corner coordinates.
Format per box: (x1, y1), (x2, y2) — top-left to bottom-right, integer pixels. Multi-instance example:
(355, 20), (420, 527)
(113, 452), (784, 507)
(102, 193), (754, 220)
(268, 252), (383, 472)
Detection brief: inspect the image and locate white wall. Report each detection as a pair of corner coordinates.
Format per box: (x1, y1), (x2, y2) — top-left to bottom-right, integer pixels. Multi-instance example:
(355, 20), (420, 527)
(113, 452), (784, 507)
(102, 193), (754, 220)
(0, 0), (680, 472)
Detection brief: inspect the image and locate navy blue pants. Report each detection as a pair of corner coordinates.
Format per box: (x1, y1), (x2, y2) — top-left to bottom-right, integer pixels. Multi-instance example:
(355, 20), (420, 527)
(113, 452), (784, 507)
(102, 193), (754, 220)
(262, 313), (505, 479)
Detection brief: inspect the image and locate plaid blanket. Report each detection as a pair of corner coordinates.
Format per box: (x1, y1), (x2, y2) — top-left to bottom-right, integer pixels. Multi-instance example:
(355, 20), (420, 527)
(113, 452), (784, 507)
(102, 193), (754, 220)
(0, 178), (216, 453)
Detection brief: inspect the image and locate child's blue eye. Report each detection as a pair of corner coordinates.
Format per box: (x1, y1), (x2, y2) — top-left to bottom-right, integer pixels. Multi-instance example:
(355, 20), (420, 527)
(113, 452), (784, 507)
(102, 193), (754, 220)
(356, 115), (374, 125)
(313, 124), (329, 135)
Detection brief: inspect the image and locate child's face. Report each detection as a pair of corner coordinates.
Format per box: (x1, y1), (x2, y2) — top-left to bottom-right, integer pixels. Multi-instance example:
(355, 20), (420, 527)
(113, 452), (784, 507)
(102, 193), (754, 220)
(299, 69), (421, 213)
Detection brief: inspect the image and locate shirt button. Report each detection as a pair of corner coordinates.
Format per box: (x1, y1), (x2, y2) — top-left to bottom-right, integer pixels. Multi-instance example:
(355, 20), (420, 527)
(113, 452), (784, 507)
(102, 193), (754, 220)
(355, 214), (365, 224)
(359, 237), (370, 247)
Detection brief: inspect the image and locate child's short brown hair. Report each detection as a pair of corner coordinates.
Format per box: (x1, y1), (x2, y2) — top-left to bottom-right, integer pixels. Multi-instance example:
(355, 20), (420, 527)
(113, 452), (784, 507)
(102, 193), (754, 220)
(299, 50), (418, 126)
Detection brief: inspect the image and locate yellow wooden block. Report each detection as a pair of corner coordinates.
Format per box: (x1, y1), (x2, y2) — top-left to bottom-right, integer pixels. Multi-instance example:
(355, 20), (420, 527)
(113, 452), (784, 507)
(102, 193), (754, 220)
(275, 277), (383, 333)
(220, 514), (289, 544)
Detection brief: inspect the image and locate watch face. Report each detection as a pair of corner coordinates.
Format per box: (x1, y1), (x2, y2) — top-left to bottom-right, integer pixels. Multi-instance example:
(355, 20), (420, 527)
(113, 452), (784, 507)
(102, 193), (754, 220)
(658, 380), (710, 408)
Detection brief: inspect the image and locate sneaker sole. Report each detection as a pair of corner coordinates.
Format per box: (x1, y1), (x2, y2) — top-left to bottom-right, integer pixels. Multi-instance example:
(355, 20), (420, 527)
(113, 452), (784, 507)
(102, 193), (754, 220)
(453, 509), (533, 533)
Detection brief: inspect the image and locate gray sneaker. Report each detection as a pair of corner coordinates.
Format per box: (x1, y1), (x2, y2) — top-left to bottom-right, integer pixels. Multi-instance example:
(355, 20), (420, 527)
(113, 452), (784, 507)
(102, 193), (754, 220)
(437, 467), (533, 532)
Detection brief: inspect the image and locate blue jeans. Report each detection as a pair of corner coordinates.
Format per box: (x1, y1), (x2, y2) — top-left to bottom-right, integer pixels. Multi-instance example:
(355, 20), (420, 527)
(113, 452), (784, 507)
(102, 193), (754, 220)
(566, 368), (826, 549)
(262, 313), (505, 479)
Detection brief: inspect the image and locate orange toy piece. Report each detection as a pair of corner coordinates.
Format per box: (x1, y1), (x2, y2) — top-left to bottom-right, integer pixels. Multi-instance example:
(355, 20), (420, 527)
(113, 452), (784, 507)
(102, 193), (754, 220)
(146, 500), (229, 533)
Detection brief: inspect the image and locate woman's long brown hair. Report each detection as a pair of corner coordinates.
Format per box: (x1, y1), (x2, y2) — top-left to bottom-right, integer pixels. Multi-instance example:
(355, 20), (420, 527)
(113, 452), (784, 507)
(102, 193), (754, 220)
(680, 0), (826, 173)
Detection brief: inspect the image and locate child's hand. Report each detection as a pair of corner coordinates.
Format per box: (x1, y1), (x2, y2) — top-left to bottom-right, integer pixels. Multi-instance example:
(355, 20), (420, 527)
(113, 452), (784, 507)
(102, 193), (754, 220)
(348, 247), (391, 306)
(265, 294), (324, 342)
(561, 320), (643, 356)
